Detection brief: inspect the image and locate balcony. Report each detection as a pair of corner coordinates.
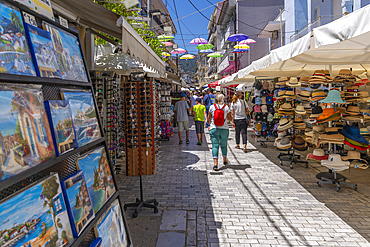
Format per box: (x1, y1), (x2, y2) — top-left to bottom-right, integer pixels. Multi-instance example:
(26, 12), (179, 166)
(290, 15), (342, 43)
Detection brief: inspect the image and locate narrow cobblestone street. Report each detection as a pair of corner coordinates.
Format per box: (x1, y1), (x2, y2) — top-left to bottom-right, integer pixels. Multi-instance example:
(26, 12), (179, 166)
(118, 123), (370, 247)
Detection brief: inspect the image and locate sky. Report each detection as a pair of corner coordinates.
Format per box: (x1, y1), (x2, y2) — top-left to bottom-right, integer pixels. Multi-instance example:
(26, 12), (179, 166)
(165, 0), (218, 55)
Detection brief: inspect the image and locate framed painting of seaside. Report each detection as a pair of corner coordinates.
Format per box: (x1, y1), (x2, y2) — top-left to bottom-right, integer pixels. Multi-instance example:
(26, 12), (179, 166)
(76, 146), (116, 213)
(0, 173), (74, 247)
(0, 85), (56, 182)
(0, 0), (36, 76)
(61, 171), (95, 237)
(95, 199), (128, 247)
(62, 90), (101, 146)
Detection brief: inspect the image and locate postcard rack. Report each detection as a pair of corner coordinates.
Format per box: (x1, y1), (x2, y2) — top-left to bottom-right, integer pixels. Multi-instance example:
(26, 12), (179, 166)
(0, 0), (131, 246)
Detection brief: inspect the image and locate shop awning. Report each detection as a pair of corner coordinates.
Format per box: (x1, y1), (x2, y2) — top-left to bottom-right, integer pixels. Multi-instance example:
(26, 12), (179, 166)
(52, 0), (166, 77)
(232, 4), (370, 79)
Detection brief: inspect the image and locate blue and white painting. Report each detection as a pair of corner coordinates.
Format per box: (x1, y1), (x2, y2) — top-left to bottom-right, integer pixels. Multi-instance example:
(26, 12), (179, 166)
(0, 1), (36, 76)
(0, 174), (74, 246)
(77, 147), (115, 213)
(63, 91), (101, 146)
(45, 24), (88, 82)
(63, 171), (94, 236)
(96, 199), (128, 247)
(26, 24), (61, 78)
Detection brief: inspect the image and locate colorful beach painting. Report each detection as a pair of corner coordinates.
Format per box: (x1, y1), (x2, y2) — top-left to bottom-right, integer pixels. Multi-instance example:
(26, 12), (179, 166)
(62, 171), (94, 237)
(44, 100), (77, 156)
(44, 24), (88, 82)
(0, 1), (36, 76)
(62, 90), (101, 146)
(0, 87), (55, 182)
(76, 147), (116, 213)
(26, 24), (62, 79)
(96, 199), (128, 247)
(0, 174), (74, 247)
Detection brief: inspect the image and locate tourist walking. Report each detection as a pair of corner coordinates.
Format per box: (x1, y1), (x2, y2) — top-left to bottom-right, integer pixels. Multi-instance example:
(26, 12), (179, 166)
(192, 98), (207, 145)
(231, 91), (249, 153)
(207, 94), (233, 171)
(190, 91), (199, 108)
(174, 93), (191, 145)
(203, 89), (215, 127)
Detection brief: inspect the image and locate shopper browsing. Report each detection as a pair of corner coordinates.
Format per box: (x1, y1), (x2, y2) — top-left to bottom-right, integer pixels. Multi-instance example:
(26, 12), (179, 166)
(207, 94), (233, 171)
(231, 91), (248, 153)
(174, 93), (191, 145)
(192, 98), (207, 145)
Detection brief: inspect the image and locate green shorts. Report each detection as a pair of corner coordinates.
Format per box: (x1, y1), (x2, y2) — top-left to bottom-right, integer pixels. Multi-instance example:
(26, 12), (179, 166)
(178, 120), (189, 131)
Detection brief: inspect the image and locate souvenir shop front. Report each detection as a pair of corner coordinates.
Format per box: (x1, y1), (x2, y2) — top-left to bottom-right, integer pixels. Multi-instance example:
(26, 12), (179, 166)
(227, 5), (370, 192)
(0, 0), (169, 246)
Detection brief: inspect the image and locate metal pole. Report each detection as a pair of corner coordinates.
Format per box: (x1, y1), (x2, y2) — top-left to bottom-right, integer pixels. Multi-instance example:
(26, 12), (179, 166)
(234, 11), (238, 72)
(279, 8), (284, 46)
(148, 0), (153, 29)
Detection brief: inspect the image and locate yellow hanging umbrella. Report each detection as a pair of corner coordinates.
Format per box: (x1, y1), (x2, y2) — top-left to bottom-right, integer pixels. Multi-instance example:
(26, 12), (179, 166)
(234, 44), (250, 50)
(180, 54), (195, 60)
(162, 52), (171, 57)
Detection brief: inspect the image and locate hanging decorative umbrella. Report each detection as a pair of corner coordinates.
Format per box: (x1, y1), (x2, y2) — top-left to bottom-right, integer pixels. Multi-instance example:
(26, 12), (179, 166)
(170, 48), (187, 55)
(199, 49), (214, 53)
(207, 52), (223, 58)
(233, 49), (246, 53)
(162, 52), (171, 57)
(190, 38), (208, 45)
(227, 33), (249, 42)
(234, 44), (250, 50)
(161, 41), (173, 46)
(180, 54), (195, 60)
(196, 44), (214, 50)
(239, 38), (256, 45)
(157, 35), (174, 41)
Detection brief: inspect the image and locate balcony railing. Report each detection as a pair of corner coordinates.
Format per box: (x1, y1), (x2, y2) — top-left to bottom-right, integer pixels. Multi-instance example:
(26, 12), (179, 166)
(289, 15), (342, 43)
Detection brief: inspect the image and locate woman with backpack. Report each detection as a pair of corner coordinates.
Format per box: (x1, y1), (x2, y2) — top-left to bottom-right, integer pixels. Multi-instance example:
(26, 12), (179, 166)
(207, 94), (233, 171)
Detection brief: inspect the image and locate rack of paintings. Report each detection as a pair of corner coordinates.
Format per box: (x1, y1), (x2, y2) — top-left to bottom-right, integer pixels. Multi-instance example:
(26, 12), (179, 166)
(0, 0), (131, 246)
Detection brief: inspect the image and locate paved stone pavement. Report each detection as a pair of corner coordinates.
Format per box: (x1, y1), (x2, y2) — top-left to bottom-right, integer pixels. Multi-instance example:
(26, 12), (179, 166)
(118, 123), (370, 247)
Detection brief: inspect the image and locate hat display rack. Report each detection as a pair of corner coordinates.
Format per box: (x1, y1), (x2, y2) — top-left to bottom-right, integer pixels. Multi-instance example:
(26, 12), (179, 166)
(275, 77), (308, 169)
(275, 69), (370, 192)
(251, 79), (278, 147)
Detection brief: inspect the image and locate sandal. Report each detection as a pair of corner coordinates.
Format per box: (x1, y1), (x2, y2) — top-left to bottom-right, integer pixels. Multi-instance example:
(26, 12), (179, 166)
(213, 165), (219, 171)
(223, 161), (228, 165)
(179, 141), (182, 145)
(243, 148), (248, 153)
(235, 145), (240, 149)
(186, 140), (190, 144)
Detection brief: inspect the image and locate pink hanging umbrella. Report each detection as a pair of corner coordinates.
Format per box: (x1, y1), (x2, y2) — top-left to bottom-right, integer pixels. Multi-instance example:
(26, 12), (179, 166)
(170, 48), (187, 55)
(238, 39), (256, 45)
(161, 41), (173, 46)
(190, 38), (208, 45)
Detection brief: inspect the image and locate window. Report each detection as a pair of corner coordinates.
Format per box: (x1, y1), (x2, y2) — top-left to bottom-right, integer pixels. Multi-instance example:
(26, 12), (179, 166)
(314, 6), (320, 20)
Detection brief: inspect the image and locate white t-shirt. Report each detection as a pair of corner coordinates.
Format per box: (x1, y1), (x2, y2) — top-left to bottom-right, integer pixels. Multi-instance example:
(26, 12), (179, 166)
(231, 99), (247, 120)
(209, 104), (231, 130)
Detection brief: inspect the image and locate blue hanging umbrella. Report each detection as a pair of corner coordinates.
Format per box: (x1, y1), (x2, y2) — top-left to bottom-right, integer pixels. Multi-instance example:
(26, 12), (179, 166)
(199, 49), (214, 53)
(227, 33), (249, 42)
(233, 49), (247, 53)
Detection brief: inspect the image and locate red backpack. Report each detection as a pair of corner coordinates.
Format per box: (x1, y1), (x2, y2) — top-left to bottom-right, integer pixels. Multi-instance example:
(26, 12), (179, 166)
(214, 104), (226, 126)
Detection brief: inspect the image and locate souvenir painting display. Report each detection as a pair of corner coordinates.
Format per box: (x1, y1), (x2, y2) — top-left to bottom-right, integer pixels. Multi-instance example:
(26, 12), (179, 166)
(14, 0), (55, 20)
(95, 199), (128, 247)
(76, 147), (116, 213)
(62, 90), (101, 146)
(0, 85), (55, 182)
(62, 171), (95, 237)
(44, 100), (77, 156)
(44, 23), (88, 82)
(25, 23), (62, 78)
(0, 1), (36, 76)
(0, 173), (74, 247)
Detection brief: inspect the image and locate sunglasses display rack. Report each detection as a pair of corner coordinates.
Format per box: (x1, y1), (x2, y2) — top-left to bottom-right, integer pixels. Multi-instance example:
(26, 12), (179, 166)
(0, 1), (132, 245)
(158, 83), (174, 140)
(250, 79), (278, 148)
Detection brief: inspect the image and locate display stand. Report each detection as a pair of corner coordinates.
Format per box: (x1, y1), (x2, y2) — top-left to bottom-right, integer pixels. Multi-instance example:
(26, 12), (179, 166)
(290, 147), (309, 169)
(124, 175), (159, 218)
(317, 171), (357, 192)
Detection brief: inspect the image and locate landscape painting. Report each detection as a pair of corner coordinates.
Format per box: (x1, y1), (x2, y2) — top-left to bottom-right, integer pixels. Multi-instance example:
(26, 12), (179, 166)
(96, 199), (128, 247)
(62, 171), (95, 237)
(0, 1), (36, 76)
(76, 147), (116, 213)
(44, 100), (77, 156)
(0, 87), (55, 182)
(0, 173), (74, 247)
(62, 90), (101, 146)
(44, 23), (88, 82)
(25, 24), (62, 78)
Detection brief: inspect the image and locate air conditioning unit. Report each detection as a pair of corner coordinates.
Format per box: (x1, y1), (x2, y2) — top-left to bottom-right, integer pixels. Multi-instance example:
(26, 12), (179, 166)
(229, 54), (234, 61)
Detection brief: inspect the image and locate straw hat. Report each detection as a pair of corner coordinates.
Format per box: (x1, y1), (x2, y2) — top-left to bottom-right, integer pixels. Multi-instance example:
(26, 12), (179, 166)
(277, 118), (293, 131)
(279, 103), (293, 111)
(321, 154), (350, 170)
(277, 77), (289, 85)
(306, 149), (329, 162)
(291, 135), (308, 151)
(298, 90), (310, 99)
(286, 77), (301, 87)
(320, 90), (345, 104)
(295, 105), (306, 115)
(316, 108), (341, 123)
(276, 137), (291, 149)
(310, 105), (323, 118)
(299, 76), (310, 83)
